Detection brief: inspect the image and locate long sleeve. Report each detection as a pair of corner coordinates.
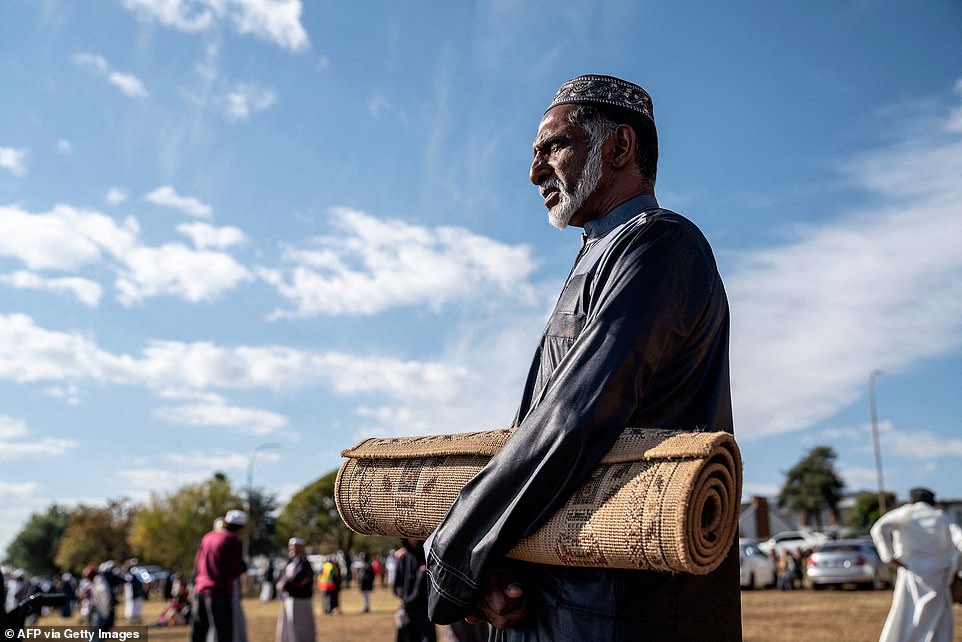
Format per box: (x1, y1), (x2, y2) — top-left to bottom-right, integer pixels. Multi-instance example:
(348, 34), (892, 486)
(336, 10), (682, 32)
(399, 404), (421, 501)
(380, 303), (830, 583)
(425, 210), (732, 623)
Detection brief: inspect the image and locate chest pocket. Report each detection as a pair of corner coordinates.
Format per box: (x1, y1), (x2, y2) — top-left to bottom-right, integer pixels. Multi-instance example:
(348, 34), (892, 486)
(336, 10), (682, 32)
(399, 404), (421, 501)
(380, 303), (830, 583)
(546, 273), (589, 340)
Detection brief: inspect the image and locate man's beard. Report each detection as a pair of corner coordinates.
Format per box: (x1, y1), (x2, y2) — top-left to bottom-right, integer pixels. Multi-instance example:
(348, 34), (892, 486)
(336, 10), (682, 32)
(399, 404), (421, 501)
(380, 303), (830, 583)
(545, 138), (605, 230)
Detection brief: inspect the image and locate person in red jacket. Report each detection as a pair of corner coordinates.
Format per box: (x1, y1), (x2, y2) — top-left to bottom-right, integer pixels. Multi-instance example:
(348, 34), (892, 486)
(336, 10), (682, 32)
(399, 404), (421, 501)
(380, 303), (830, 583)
(190, 510), (248, 642)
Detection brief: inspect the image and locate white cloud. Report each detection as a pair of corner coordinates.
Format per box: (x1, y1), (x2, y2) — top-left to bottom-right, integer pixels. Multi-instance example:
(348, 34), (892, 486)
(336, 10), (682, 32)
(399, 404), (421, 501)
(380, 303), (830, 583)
(728, 90), (962, 440)
(178, 222), (248, 249)
(0, 147), (28, 176)
(122, 0), (309, 51)
(72, 52), (149, 99)
(0, 437), (76, 459)
(0, 204), (250, 305)
(115, 468), (212, 492)
(108, 71), (150, 99)
(367, 95), (390, 118)
(0, 415), (76, 460)
(154, 401), (288, 435)
(223, 83), (276, 122)
(260, 207), (538, 318)
(43, 385), (81, 406)
(0, 414), (28, 439)
(0, 270), (103, 306)
(882, 426), (962, 459)
(0, 204), (138, 271)
(0, 313), (470, 403)
(115, 243), (252, 305)
(0, 481), (40, 497)
(72, 52), (109, 73)
(106, 187), (128, 204)
(57, 139), (72, 153)
(144, 185), (213, 217)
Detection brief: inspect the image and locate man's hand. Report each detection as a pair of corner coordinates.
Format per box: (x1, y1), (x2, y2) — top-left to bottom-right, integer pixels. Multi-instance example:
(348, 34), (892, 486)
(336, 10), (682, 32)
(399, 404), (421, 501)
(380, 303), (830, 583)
(466, 573), (527, 630)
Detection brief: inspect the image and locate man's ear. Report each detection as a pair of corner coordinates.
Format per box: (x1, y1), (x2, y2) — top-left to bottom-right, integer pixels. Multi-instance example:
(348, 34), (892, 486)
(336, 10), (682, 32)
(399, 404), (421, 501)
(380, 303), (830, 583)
(609, 124), (636, 169)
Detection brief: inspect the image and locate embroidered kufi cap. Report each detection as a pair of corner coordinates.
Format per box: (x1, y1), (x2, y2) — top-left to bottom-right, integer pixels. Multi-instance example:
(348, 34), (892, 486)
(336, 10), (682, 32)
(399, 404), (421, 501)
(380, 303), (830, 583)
(546, 74), (654, 123)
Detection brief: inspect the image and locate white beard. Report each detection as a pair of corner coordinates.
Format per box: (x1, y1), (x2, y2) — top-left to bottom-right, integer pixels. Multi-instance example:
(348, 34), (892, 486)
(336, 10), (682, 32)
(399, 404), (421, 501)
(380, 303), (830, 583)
(546, 138), (605, 230)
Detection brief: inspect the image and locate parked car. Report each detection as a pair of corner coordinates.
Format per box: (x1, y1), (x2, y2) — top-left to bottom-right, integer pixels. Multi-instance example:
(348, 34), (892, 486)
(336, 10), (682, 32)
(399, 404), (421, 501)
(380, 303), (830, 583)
(131, 565), (170, 598)
(739, 539), (776, 589)
(805, 539), (892, 590)
(757, 529), (828, 556)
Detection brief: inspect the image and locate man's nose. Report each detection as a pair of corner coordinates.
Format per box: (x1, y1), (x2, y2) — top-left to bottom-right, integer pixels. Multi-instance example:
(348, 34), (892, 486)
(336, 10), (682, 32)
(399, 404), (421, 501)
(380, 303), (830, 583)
(529, 155), (550, 186)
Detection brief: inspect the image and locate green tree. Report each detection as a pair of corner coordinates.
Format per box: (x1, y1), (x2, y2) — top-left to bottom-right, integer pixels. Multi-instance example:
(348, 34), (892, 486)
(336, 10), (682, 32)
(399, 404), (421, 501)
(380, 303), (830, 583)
(277, 470), (354, 552)
(246, 487), (280, 557)
(6, 505), (70, 575)
(847, 491), (896, 532)
(130, 472), (242, 576)
(778, 446), (845, 530)
(55, 499), (139, 574)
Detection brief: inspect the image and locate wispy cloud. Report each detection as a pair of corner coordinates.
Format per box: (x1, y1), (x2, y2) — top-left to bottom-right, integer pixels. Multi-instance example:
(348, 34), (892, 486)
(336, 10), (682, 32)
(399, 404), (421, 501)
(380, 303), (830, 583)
(121, 0), (310, 52)
(259, 207), (538, 318)
(72, 52), (149, 99)
(154, 401), (288, 435)
(106, 187), (128, 204)
(0, 270), (103, 306)
(223, 83), (276, 122)
(0, 147), (28, 176)
(728, 85), (962, 440)
(57, 139), (72, 153)
(108, 71), (149, 99)
(0, 413), (76, 460)
(177, 222), (248, 250)
(145, 185), (213, 217)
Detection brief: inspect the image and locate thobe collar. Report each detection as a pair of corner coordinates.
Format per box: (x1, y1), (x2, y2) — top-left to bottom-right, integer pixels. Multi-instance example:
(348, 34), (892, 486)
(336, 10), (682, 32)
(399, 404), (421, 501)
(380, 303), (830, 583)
(581, 193), (659, 241)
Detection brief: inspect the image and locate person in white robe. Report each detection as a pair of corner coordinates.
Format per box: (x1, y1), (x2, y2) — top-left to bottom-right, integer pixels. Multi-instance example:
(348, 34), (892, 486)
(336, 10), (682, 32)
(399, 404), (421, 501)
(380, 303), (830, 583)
(275, 538), (316, 642)
(871, 487), (962, 642)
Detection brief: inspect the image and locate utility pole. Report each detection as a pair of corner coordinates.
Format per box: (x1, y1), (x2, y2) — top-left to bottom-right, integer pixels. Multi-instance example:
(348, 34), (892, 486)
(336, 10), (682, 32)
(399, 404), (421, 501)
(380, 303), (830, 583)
(869, 369), (887, 514)
(247, 442), (280, 558)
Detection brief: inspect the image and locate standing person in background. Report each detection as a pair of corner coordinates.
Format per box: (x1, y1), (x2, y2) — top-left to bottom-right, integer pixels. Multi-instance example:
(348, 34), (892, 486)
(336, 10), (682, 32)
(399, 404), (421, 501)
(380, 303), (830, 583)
(59, 573), (77, 620)
(359, 552), (375, 613)
(275, 538), (316, 642)
(260, 558), (277, 602)
(372, 554), (384, 588)
(190, 510), (248, 642)
(317, 555), (341, 615)
(122, 559), (145, 624)
(394, 539), (435, 642)
(89, 561), (123, 635)
(871, 487), (962, 642)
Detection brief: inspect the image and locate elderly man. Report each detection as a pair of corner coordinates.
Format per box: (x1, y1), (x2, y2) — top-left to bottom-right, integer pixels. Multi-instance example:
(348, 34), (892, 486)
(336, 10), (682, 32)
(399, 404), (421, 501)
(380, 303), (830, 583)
(190, 510), (248, 642)
(275, 538), (316, 642)
(424, 74), (740, 640)
(871, 487), (962, 642)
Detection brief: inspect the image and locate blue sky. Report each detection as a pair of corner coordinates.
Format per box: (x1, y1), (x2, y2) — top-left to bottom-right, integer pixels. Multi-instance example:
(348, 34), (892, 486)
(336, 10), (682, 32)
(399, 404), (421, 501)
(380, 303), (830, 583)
(2, 0), (961, 552)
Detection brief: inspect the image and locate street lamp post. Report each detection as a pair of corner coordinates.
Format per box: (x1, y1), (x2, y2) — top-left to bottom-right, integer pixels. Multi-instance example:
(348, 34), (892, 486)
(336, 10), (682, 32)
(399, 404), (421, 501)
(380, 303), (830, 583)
(869, 369), (887, 514)
(247, 442), (280, 558)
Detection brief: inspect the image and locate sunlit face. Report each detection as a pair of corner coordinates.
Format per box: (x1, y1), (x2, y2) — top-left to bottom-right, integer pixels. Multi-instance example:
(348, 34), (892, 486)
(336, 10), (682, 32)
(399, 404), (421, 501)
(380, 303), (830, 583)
(529, 104), (605, 229)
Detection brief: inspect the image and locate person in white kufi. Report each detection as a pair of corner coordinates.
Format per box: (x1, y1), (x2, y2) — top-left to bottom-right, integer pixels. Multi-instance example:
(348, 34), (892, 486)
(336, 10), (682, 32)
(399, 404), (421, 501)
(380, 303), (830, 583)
(870, 487), (962, 642)
(275, 538), (316, 642)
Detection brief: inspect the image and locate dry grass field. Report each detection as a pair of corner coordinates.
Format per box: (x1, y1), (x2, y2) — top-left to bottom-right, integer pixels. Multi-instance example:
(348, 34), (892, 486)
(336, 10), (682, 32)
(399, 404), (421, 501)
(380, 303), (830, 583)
(33, 585), (962, 641)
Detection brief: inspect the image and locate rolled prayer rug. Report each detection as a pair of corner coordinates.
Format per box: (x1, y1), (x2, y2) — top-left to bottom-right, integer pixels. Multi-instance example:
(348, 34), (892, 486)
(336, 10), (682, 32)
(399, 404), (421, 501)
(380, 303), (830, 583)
(335, 427), (741, 575)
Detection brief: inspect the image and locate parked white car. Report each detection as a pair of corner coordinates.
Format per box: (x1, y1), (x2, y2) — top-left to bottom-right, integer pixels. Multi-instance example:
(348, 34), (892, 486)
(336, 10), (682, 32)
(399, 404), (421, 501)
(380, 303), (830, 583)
(757, 529), (829, 556)
(739, 539), (776, 589)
